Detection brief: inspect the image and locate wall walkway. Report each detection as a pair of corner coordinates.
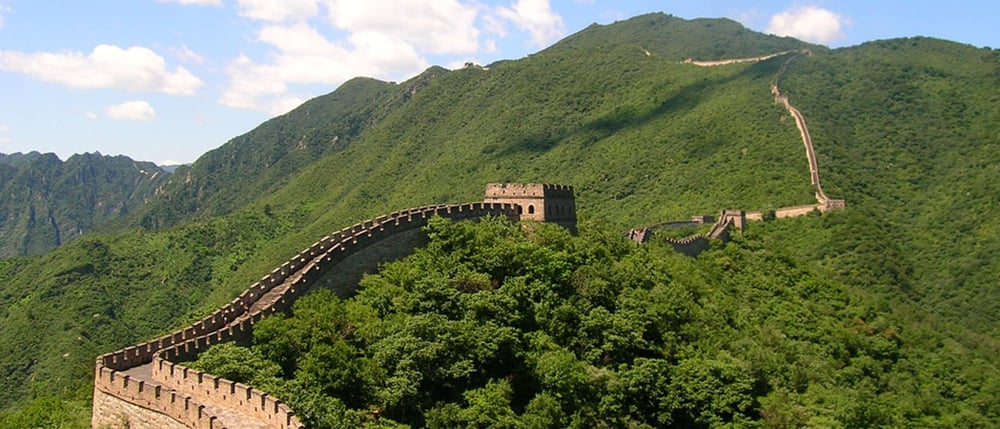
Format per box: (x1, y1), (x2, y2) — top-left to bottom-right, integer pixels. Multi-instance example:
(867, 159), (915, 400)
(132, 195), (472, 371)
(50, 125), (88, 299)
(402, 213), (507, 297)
(93, 203), (519, 429)
(633, 51), (846, 249)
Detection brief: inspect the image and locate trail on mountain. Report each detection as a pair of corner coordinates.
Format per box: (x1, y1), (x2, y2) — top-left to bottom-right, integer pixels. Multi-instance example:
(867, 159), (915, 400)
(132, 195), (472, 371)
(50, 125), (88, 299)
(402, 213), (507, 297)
(686, 49), (833, 205)
(630, 50), (844, 246)
(769, 52), (831, 204)
(683, 50), (795, 67)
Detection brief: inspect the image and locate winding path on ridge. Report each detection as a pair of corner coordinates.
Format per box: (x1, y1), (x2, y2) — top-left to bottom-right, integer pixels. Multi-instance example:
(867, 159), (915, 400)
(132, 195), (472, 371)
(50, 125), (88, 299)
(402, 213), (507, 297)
(686, 49), (830, 205)
(115, 225), (339, 428)
(629, 50), (843, 245)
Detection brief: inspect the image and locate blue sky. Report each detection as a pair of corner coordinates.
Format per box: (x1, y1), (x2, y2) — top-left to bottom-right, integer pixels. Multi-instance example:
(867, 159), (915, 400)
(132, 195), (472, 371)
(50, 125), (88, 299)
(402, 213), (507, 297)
(0, 0), (996, 165)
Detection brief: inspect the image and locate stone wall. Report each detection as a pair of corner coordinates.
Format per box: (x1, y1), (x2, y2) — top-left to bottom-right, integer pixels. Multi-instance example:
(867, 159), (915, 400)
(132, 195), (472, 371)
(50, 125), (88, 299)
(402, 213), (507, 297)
(775, 204), (821, 219)
(93, 365), (234, 429)
(92, 389), (190, 429)
(93, 202), (522, 428)
(627, 211), (738, 256)
(628, 49), (843, 255)
(484, 183), (576, 231)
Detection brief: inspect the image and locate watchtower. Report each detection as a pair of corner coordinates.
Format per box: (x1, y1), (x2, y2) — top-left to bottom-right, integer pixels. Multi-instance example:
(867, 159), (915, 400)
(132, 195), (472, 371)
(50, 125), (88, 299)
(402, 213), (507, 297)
(484, 183), (576, 232)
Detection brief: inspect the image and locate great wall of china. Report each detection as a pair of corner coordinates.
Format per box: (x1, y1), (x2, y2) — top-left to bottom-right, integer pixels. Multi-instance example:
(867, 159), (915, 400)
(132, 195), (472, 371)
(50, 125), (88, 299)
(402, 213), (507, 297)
(628, 50), (845, 249)
(92, 185), (582, 429)
(92, 51), (845, 428)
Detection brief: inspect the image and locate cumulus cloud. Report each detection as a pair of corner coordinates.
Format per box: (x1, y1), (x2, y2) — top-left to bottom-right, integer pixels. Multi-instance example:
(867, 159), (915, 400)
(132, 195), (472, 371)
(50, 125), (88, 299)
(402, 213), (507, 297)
(85, 112), (99, 120)
(237, 0), (319, 22)
(326, 0), (481, 55)
(157, 0), (222, 5)
(496, 0), (565, 47)
(766, 6), (846, 44)
(0, 45), (204, 95)
(105, 101), (157, 121)
(220, 23), (428, 114)
(221, 0), (567, 114)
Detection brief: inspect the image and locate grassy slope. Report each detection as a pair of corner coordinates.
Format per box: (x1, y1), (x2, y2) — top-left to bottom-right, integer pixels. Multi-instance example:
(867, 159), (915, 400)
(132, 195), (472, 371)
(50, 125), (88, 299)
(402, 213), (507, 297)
(0, 210), (294, 408)
(129, 76), (402, 229)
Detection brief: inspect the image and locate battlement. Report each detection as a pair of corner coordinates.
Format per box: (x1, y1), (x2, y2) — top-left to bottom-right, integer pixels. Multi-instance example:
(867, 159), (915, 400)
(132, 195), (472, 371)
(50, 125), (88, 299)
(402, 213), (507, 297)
(484, 183), (576, 231)
(824, 199), (846, 210)
(484, 183), (575, 198)
(92, 191), (560, 429)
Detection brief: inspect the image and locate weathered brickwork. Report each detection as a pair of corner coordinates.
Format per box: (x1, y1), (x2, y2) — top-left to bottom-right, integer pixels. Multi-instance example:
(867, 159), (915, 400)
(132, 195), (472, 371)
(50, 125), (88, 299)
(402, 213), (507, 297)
(93, 186), (575, 428)
(92, 389), (190, 429)
(484, 183), (576, 232)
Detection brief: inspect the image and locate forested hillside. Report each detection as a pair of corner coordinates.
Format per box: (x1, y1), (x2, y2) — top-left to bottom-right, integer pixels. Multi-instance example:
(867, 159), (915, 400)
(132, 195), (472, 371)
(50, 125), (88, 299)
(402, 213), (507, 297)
(0, 13), (998, 427)
(777, 37), (1000, 335)
(133, 69), (449, 229)
(192, 217), (998, 428)
(0, 152), (167, 256)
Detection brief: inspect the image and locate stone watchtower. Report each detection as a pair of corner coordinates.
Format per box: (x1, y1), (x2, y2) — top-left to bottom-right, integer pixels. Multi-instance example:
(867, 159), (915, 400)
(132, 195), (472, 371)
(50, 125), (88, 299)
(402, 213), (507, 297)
(484, 183), (577, 232)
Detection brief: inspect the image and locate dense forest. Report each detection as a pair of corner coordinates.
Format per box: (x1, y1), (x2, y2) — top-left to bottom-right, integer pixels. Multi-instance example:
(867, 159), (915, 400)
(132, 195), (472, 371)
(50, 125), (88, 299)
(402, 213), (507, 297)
(190, 217), (1000, 428)
(0, 13), (997, 427)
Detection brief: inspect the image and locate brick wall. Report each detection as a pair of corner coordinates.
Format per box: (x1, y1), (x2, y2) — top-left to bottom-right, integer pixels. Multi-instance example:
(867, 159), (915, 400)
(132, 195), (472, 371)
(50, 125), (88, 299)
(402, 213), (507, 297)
(93, 202), (522, 428)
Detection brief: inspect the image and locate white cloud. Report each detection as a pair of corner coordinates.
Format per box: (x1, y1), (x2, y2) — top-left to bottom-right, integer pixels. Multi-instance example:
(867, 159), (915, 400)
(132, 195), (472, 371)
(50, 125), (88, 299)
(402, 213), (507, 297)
(325, 0), (480, 55)
(84, 112), (99, 120)
(0, 124), (8, 132)
(105, 101), (157, 121)
(220, 22), (429, 114)
(157, 0), (222, 6)
(0, 45), (204, 95)
(171, 45), (204, 64)
(766, 6), (846, 44)
(496, 0), (565, 47)
(220, 0), (569, 114)
(237, 0), (319, 22)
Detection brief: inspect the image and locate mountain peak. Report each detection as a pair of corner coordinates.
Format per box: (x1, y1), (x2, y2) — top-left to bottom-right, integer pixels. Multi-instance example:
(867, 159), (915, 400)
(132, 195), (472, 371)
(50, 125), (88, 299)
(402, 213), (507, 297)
(551, 13), (816, 60)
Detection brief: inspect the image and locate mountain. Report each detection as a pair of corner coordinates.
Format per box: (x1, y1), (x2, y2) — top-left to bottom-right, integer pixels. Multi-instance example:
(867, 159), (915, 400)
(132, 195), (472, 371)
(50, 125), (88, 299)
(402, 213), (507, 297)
(0, 151), (46, 167)
(1, 13), (999, 427)
(0, 152), (168, 256)
(133, 70), (447, 229)
(131, 15), (819, 228)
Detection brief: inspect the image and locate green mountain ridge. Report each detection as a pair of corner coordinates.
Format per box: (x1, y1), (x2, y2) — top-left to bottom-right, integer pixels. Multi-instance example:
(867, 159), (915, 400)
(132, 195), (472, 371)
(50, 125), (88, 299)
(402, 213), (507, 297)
(133, 69), (450, 229)
(0, 151), (168, 257)
(1, 13), (998, 427)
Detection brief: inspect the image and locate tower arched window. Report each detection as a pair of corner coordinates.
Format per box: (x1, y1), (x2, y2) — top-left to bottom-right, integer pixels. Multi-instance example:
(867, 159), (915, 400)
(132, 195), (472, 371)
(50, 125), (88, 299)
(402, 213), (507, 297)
(528, 205), (535, 214)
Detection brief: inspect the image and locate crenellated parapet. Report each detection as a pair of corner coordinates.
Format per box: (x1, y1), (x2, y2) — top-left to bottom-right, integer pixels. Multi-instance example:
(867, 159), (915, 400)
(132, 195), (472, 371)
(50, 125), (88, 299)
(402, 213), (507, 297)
(484, 183), (576, 231)
(94, 365), (235, 429)
(93, 186), (573, 429)
(626, 211), (739, 256)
